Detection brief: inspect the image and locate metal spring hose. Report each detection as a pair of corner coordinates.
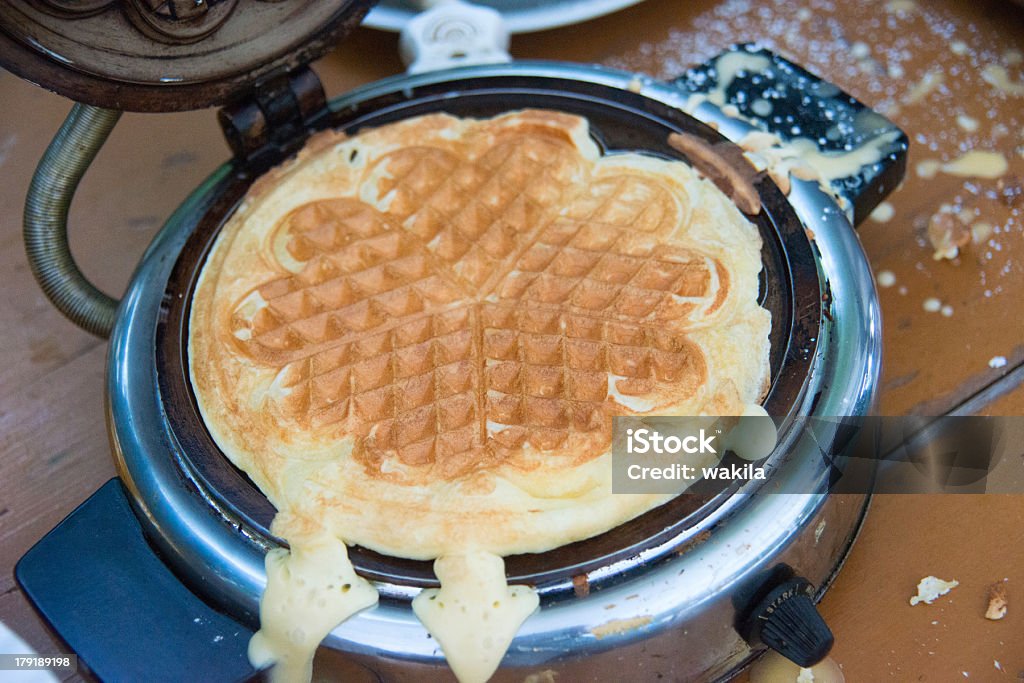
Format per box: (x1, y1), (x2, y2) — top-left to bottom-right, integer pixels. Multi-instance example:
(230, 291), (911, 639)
(24, 103), (123, 338)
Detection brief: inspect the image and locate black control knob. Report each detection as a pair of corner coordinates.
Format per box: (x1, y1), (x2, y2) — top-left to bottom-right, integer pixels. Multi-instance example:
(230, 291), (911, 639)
(741, 576), (834, 668)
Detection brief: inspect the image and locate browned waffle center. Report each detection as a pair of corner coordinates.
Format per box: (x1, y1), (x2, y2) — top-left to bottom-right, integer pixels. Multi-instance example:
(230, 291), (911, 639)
(228, 129), (729, 482)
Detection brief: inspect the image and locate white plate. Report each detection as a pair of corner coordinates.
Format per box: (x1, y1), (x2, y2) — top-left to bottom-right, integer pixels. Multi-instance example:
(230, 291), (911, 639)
(363, 0), (646, 34)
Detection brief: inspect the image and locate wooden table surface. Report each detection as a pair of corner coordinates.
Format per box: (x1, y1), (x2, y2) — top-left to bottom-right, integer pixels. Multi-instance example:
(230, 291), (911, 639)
(1, 0), (1022, 680)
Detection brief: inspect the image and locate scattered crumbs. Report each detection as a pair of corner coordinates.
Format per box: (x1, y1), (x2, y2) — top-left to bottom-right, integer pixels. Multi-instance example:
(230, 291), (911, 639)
(955, 114), (979, 132)
(870, 201), (895, 222)
(985, 580), (1009, 620)
(599, 0), (1023, 339)
(903, 69), (945, 105)
(814, 519), (827, 545)
(572, 574), (590, 599)
(885, 0), (917, 14)
(916, 152), (1009, 181)
(916, 159), (941, 179)
(626, 76), (643, 94)
(523, 670), (558, 683)
(962, 672), (969, 679)
(971, 222), (994, 244)
(193, 617), (201, 624)
(941, 151), (1009, 179)
(898, 285), (908, 296)
(877, 270), (897, 288)
(982, 64), (1024, 97)
(994, 661), (1002, 672)
(589, 616), (652, 639)
(750, 652), (846, 683)
(940, 304), (954, 317)
(929, 209), (970, 260)
(213, 635), (224, 643)
(923, 297), (942, 313)
(989, 356), (1008, 369)
(910, 576), (959, 605)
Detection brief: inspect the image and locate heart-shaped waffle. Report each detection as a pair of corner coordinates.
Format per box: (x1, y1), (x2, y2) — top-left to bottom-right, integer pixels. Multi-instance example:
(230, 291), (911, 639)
(190, 109), (769, 558)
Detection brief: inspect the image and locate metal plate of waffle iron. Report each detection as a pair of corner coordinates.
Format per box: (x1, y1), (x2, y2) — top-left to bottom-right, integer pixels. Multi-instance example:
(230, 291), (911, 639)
(101, 59), (891, 681)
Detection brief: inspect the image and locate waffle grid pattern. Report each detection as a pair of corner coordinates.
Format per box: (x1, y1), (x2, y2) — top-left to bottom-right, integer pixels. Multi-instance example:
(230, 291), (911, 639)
(228, 134), (728, 476)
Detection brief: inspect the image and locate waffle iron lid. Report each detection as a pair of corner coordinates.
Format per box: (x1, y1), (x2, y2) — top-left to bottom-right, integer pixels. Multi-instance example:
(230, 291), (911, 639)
(0, 0), (377, 112)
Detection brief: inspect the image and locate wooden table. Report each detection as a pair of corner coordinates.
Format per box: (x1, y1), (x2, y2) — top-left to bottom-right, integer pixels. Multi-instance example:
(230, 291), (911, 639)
(1, 0), (1022, 680)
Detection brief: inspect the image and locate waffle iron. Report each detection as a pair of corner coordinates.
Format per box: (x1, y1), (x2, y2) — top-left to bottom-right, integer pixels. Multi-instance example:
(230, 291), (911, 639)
(3, 1), (907, 680)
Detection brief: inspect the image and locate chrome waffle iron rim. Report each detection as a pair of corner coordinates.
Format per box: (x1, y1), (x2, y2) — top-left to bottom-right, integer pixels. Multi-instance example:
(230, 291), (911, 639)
(107, 61), (879, 673)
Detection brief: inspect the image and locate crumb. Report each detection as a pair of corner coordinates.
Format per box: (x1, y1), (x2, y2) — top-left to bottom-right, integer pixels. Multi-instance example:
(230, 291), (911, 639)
(916, 159), (941, 179)
(523, 669), (558, 683)
(923, 297), (942, 313)
(572, 574), (590, 599)
(982, 64), (1024, 97)
(626, 76), (643, 94)
(885, 0), (916, 13)
(940, 305), (954, 317)
(870, 201), (895, 223)
(928, 211), (970, 260)
(904, 69), (944, 105)
(941, 151), (1009, 179)
(985, 580), (1008, 620)
(910, 576), (959, 605)
(877, 270), (896, 288)
(589, 616), (652, 639)
(971, 222), (994, 244)
(989, 356), (1008, 369)
(956, 115), (979, 132)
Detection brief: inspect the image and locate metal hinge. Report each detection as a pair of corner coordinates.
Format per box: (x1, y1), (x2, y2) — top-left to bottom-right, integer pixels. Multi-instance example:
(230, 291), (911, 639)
(217, 65), (328, 170)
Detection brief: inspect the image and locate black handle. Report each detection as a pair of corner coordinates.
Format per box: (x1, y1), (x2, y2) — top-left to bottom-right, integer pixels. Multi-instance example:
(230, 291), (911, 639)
(671, 44), (908, 226)
(738, 575), (834, 668)
(15, 479), (258, 683)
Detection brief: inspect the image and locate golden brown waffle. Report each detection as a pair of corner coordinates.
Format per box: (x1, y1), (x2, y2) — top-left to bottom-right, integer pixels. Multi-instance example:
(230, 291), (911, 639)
(190, 109), (769, 559)
(227, 132), (731, 482)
